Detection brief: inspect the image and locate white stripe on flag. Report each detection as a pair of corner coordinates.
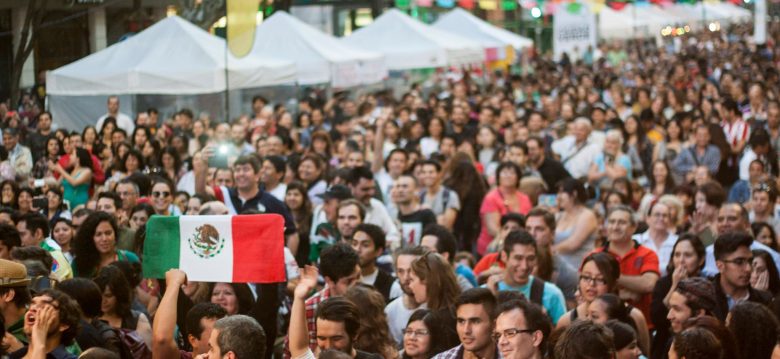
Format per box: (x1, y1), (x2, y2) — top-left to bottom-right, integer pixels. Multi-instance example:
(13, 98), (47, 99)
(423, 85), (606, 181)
(179, 215), (234, 282)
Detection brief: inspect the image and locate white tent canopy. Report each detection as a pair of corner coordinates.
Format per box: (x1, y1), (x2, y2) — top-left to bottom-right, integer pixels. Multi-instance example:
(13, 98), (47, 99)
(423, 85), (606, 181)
(46, 16), (296, 96)
(249, 11), (387, 88)
(342, 9), (485, 70)
(599, 6), (658, 39)
(433, 8), (533, 51)
(656, 3), (751, 27)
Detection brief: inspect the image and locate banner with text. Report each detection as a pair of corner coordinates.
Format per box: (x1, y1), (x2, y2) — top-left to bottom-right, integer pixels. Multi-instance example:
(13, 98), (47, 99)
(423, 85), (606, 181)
(553, 2), (597, 61)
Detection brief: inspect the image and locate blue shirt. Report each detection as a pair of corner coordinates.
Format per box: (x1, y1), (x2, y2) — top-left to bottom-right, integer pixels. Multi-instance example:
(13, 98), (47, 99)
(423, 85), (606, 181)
(673, 144), (721, 178)
(456, 263), (477, 287)
(495, 276), (567, 325)
(594, 152), (632, 179)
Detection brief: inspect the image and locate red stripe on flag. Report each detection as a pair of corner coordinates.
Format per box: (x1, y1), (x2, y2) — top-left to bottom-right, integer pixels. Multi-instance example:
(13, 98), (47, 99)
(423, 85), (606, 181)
(231, 214), (286, 283)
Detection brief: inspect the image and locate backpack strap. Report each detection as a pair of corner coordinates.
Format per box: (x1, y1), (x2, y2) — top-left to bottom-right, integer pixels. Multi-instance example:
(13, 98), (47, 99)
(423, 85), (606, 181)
(529, 277), (545, 305)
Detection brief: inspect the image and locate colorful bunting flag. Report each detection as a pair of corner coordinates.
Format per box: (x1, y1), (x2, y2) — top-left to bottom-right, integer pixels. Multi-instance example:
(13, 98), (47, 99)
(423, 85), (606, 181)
(479, 0), (498, 9)
(459, 0), (476, 9)
(501, 0), (518, 9)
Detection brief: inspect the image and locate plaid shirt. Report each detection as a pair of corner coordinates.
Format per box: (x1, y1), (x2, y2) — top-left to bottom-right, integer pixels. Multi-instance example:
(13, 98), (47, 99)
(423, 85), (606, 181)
(432, 344), (503, 359)
(432, 345), (464, 359)
(284, 287), (332, 359)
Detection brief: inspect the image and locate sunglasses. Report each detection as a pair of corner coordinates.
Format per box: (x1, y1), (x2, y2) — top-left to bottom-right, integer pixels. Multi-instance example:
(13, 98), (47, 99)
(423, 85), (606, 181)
(152, 191), (171, 198)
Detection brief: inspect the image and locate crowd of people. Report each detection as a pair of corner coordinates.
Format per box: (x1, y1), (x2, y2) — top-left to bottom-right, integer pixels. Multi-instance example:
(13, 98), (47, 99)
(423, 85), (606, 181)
(0, 18), (779, 359)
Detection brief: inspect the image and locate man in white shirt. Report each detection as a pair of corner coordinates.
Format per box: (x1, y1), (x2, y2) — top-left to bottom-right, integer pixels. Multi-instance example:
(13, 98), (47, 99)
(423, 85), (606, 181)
(3, 128), (32, 179)
(96, 96), (134, 134)
(385, 246), (428, 347)
(348, 166), (401, 249)
(632, 202), (678, 276)
(261, 156), (287, 202)
(552, 117), (601, 179)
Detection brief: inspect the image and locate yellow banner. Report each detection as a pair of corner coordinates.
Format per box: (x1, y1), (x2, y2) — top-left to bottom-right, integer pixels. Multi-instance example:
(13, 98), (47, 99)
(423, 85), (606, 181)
(227, 0), (257, 58)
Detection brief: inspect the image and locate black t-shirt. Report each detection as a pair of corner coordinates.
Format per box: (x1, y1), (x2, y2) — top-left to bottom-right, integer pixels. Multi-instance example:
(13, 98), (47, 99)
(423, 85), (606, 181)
(398, 209), (436, 246)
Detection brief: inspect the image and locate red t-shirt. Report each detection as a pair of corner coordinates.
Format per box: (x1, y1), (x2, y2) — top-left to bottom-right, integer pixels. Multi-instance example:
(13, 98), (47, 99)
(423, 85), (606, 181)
(473, 252), (504, 275)
(591, 242), (659, 327)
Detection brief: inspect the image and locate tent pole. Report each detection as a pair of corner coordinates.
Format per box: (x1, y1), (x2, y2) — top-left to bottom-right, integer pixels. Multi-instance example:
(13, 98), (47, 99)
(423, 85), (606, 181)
(224, 10), (230, 123)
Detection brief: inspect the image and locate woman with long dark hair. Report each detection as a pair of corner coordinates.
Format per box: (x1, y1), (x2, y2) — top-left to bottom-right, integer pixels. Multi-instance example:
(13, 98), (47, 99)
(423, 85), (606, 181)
(751, 249), (780, 296)
(99, 117), (118, 146)
(296, 154), (328, 206)
(650, 233), (706, 359)
(32, 136), (63, 179)
(72, 212), (139, 277)
(44, 187), (71, 226)
(553, 178), (599, 269)
(0, 180), (17, 208)
(159, 146), (183, 184)
(51, 147), (92, 210)
(402, 309), (459, 359)
(638, 160), (676, 220)
(345, 284), (398, 359)
(94, 264), (152, 348)
(752, 222), (779, 251)
(209, 282), (255, 316)
(286, 181), (313, 265)
(557, 252), (651, 355)
(52, 218), (75, 262)
(408, 252), (461, 311)
(81, 126), (98, 153)
(443, 157), (487, 253)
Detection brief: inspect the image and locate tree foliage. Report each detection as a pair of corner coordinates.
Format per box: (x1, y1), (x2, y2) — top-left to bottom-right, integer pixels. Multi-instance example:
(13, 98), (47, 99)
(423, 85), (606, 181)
(178, 0), (227, 30)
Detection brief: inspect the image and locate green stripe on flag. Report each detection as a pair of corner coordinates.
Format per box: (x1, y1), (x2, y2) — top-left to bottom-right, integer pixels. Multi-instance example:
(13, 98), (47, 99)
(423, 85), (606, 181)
(143, 216), (181, 278)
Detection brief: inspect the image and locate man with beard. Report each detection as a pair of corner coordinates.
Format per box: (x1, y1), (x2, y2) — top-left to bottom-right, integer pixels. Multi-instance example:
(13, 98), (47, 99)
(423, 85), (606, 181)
(337, 200), (365, 243)
(386, 246), (428, 346)
(351, 223), (394, 302)
(526, 136), (571, 192)
(434, 288), (497, 359)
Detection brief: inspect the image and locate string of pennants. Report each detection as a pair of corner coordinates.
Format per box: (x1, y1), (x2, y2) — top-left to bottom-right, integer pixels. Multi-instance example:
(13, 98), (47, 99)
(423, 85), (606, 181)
(394, 0), (743, 14)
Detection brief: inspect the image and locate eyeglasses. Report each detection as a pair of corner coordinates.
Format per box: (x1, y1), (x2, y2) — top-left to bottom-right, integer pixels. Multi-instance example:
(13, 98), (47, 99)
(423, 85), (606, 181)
(152, 191), (171, 198)
(491, 328), (536, 341)
(722, 257), (754, 267)
(579, 275), (608, 286)
(403, 329), (430, 337)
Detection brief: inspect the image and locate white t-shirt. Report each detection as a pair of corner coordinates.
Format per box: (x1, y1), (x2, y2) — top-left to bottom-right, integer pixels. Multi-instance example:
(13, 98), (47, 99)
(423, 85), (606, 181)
(385, 297), (425, 347)
(268, 183), (287, 202)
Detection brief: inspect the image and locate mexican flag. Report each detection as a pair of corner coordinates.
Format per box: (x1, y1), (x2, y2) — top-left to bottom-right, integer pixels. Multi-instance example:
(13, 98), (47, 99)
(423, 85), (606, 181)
(143, 214), (285, 283)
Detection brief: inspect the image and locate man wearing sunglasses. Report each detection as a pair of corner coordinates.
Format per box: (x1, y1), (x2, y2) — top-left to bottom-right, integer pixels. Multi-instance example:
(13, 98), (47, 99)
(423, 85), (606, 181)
(712, 231), (772, 321)
(494, 299), (551, 359)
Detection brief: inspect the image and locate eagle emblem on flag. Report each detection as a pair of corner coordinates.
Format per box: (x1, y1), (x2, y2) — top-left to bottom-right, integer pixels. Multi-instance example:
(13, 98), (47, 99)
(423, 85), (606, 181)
(188, 224), (226, 259)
